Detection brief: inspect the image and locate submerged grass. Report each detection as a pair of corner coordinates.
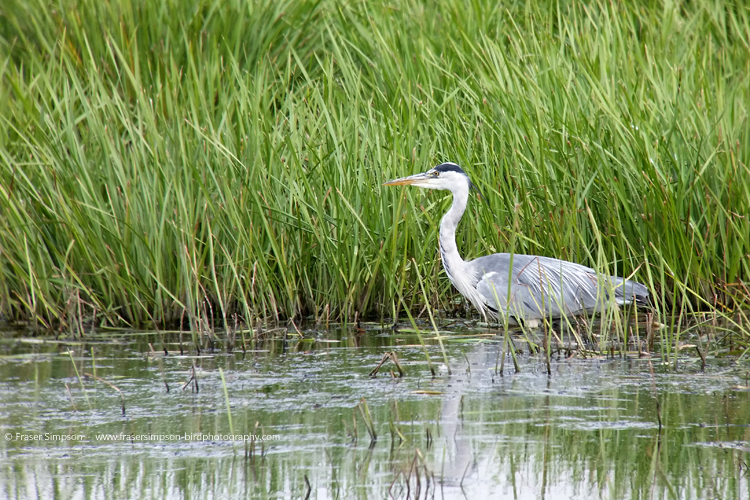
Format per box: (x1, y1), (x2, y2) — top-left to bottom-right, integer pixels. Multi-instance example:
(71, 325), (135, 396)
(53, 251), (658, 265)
(0, 0), (748, 345)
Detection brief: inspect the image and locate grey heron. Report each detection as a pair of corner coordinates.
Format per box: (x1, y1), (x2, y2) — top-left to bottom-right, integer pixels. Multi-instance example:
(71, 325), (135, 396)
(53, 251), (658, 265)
(384, 162), (649, 327)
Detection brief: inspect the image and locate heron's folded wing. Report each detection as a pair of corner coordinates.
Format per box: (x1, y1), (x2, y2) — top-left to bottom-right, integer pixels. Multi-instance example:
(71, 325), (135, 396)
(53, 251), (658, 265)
(476, 256), (602, 318)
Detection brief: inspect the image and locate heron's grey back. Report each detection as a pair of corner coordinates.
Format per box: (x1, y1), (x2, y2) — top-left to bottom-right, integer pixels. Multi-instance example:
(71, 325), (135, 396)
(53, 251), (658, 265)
(471, 254), (648, 320)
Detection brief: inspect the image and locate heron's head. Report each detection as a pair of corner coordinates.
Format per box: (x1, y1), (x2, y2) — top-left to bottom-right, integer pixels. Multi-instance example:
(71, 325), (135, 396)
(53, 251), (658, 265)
(383, 162), (474, 192)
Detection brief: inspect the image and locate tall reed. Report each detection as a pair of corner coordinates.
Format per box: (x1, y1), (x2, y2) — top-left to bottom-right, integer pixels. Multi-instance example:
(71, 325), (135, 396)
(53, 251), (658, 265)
(1, 0), (748, 336)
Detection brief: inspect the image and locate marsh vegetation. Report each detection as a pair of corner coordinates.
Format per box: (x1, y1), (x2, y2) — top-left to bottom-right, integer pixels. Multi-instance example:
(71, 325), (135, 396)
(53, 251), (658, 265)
(0, 0), (748, 352)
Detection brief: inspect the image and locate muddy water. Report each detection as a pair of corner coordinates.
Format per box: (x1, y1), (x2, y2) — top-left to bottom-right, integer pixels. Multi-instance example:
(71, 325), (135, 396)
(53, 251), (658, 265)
(1, 324), (748, 499)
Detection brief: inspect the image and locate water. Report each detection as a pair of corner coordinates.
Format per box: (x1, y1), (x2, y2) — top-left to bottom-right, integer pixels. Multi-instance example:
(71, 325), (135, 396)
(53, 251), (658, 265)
(1, 324), (748, 499)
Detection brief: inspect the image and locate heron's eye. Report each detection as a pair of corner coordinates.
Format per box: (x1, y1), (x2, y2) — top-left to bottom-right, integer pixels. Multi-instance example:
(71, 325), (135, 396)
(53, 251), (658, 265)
(432, 171), (439, 177)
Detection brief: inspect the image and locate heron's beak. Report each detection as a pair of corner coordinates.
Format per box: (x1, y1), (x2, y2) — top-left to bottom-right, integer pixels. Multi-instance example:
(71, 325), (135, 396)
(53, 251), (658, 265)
(383, 172), (430, 186)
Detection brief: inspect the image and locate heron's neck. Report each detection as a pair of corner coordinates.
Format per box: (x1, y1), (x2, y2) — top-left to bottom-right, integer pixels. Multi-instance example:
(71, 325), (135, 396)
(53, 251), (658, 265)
(439, 187), (469, 273)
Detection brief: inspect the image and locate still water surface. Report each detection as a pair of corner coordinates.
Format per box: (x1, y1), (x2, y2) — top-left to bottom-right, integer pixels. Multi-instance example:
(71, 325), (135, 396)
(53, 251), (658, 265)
(1, 324), (748, 499)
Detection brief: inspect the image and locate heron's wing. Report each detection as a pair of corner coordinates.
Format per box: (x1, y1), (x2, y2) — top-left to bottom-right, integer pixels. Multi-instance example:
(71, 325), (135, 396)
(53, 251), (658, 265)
(473, 254), (605, 319)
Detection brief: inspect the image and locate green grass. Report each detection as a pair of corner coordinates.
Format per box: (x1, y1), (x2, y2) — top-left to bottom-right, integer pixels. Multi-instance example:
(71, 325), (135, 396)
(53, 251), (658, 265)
(0, 0), (748, 339)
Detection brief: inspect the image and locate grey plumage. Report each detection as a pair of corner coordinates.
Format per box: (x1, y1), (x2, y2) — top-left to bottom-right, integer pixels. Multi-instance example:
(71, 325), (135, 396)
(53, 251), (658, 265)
(384, 162), (649, 325)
